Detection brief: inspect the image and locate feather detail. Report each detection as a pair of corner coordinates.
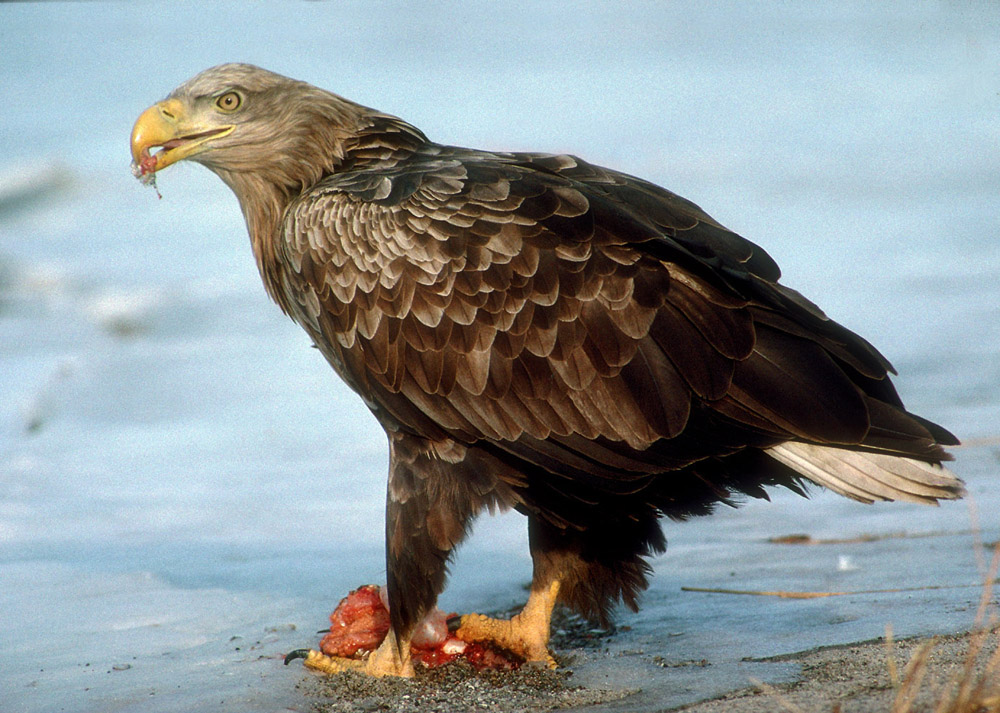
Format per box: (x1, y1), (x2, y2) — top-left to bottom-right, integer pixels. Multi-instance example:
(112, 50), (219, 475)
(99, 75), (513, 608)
(767, 442), (964, 504)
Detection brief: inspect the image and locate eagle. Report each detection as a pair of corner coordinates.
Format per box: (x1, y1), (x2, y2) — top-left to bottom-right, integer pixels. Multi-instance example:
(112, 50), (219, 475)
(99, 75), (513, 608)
(131, 64), (961, 677)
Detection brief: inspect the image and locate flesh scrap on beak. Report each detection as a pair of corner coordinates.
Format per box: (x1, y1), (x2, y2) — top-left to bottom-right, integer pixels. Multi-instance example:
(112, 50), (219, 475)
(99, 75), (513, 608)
(130, 98), (233, 188)
(130, 152), (159, 187)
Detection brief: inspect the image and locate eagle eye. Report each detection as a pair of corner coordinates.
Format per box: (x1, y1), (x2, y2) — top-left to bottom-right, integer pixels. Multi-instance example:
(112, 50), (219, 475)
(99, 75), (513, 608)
(215, 91), (242, 112)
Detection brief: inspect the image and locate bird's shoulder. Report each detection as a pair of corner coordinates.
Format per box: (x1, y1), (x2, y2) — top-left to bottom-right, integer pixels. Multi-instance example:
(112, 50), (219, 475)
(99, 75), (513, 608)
(284, 143), (786, 294)
(279, 144), (862, 366)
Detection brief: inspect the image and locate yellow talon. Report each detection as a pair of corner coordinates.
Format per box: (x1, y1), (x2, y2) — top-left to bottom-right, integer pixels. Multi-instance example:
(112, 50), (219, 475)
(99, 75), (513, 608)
(301, 649), (365, 674)
(454, 579), (561, 668)
(292, 629), (414, 678)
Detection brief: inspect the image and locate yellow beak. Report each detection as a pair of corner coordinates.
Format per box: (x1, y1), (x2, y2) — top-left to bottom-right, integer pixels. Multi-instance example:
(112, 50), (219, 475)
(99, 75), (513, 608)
(130, 98), (234, 173)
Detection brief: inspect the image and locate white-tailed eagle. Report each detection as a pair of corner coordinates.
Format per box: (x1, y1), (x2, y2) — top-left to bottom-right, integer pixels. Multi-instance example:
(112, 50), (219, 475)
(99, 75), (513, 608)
(131, 64), (961, 677)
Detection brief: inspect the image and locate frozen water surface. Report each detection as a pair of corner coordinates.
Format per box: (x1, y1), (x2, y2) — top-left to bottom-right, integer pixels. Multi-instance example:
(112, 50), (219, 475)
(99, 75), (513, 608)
(1, 2), (998, 711)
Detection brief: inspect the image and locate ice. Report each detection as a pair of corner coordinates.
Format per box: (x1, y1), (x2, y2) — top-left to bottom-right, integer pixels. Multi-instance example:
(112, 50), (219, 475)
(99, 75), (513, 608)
(1, 2), (998, 711)
(1, 561), (306, 713)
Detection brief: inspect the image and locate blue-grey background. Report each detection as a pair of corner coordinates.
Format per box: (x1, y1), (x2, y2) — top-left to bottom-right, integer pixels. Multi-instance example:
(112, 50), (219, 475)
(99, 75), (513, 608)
(1, 3), (997, 711)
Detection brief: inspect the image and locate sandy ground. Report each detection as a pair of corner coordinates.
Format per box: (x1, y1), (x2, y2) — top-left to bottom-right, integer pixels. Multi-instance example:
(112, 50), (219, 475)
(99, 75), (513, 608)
(293, 603), (1000, 713)
(674, 628), (1000, 713)
(296, 629), (1000, 713)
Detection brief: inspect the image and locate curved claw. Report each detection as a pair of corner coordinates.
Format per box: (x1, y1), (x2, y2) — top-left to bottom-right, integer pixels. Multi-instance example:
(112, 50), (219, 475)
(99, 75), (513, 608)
(284, 648), (312, 665)
(285, 648), (366, 674)
(283, 632), (413, 677)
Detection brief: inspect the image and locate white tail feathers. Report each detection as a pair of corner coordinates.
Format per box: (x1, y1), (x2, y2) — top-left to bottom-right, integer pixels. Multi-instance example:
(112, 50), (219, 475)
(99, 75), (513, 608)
(767, 442), (964, 505)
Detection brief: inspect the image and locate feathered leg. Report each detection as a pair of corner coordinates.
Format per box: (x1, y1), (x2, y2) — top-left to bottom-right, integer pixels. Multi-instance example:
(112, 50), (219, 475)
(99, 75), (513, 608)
(451, 512), (564, 666)
(296, 431), (510, 677)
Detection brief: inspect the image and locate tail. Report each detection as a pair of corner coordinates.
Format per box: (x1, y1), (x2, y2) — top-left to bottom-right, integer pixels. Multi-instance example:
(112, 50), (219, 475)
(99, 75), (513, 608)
(767, 442), (964, 505)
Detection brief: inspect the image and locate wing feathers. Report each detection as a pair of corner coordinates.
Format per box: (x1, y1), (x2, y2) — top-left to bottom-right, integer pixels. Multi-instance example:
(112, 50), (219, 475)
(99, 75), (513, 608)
(281, 145), (957, 512)
(731, 324), (869, 443)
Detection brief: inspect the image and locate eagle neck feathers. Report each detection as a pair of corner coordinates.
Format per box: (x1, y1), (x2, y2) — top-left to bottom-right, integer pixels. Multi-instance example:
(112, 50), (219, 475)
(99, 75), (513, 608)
(215, 107), (428, 315)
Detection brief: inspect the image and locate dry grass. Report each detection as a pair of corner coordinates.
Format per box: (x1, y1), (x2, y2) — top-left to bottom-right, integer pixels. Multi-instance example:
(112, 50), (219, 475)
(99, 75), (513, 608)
(888, 543), (1000, 713)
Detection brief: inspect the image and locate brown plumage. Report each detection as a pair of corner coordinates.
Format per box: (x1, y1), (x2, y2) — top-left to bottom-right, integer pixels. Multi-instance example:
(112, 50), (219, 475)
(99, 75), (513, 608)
(131, 64), (962, 675)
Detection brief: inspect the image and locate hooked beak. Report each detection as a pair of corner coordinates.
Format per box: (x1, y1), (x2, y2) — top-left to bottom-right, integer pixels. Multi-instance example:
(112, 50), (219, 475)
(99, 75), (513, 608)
(130, 98), (234, 176)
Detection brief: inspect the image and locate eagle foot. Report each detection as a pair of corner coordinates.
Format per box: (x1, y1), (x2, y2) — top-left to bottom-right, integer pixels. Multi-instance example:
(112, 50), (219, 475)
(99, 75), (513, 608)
(286, 632), (415, 677)
(451, 579), (561, 668)
(286, 648), (364, 674)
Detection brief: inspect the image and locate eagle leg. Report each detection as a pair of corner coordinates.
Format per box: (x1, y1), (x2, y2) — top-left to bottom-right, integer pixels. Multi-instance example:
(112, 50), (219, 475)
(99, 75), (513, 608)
(290, 629), (415, 677)
(451, 578), (560, 668)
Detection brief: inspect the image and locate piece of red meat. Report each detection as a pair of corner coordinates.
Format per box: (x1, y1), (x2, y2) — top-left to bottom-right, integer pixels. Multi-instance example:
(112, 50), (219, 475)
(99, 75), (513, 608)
(316, 584), (520, 670)
(319, 585), (390, 658)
